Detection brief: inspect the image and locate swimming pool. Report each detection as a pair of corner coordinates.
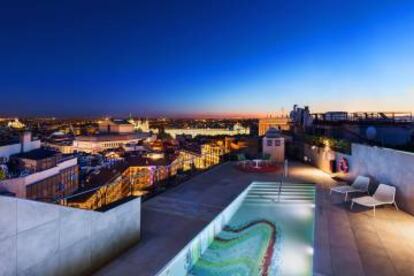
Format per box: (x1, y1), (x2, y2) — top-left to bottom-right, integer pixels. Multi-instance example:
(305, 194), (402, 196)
(157, 182), (315, 276)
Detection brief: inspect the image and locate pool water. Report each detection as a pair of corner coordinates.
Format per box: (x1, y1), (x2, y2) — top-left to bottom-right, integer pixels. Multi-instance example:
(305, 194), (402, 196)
(189, 182), (315, 276)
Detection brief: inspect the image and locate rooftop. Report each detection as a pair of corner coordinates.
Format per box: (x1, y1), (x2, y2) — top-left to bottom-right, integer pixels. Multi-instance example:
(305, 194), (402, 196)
(96, 161), (414, 276)
(125, 154), (178, 167)
(83, 162), (129, 190)
(75, 133), (150, 142)
(14, 148), (58, 160)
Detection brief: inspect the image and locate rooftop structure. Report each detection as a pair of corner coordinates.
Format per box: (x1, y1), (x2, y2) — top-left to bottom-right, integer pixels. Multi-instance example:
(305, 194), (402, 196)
(263, 127), (285, 162)
(312, 111), (414, 123)
(308, 110), (414, 146)
(14, 148), (57, 160)
(0, 147), (79, 201)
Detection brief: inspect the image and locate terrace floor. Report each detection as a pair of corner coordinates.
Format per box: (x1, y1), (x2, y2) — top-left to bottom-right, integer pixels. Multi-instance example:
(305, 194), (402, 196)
(96, 161), (414, 276)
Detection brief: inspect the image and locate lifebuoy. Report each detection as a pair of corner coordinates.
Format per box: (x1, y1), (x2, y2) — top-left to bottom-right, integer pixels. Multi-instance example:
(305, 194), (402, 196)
(338, 157), (349, 173)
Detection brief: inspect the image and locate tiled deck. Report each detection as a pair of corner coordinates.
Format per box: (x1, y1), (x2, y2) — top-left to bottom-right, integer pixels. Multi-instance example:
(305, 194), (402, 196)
(96, 162), (414, 276)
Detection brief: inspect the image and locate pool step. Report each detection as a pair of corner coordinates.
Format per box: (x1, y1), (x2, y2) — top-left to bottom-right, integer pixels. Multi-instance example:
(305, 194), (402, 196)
(245, 182), (315, 205)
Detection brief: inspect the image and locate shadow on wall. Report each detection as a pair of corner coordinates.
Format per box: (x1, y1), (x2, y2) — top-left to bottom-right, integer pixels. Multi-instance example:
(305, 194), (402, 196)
(0, 195), (141, 276)
(291, 141), (414, 215)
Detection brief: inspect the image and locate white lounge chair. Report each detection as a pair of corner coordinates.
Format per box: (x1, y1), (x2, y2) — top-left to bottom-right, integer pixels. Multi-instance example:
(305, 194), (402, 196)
(330, 176), (370, 201)
(351, 184), (398, 216)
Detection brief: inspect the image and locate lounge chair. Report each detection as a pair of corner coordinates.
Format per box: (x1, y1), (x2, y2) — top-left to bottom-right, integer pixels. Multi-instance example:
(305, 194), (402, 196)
(351, 184), (398, 216)
(330, 176), (370, 201)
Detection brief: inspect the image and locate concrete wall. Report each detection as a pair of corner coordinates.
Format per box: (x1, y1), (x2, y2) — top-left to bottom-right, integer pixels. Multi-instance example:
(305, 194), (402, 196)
(0, 144), (21, 161)
(0, 196), (140, 276)
(303, 144), (348, 174)
(0, 140), (41, 161)
(22, 140), (41, 154)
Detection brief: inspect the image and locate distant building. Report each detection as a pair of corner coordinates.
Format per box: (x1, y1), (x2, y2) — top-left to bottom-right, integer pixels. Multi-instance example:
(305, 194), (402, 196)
(0, 148), (79, 201)
(67, 155), (180, 209)
(72, 118), (153, 153)
(43, 132), (75, 154)
(44, 141), (74, 154)
(258, 117), (290, 136)
(290, 105), (313, 129)
(262, 128), (285, 162)
(310, 111), (414, 146)
(127, 117), (151, 132)
(7, 118), (25, 129)
(323, 111), (348, 121)
(98, 118), (135, 134)
(73, 133), (152, 153)
(201, 141), (228, 167)
(178, 150), (205, 170)
(164, 123), (250, 139)
(123, 142), (148, 153)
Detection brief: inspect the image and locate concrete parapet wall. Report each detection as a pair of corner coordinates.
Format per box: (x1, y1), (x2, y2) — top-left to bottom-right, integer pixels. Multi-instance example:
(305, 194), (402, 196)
(0, 196), (140, 276)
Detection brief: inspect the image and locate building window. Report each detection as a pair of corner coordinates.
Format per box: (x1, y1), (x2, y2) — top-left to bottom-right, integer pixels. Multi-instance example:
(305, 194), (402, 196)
(267, 139), (273, 147)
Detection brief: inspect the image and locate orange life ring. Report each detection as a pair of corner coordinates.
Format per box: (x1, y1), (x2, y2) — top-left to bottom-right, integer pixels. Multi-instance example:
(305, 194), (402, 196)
(338, 157), (349, 173)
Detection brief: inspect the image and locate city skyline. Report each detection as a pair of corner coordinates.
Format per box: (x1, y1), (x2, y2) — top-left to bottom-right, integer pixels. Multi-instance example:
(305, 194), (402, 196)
(2, 1), (414, 117)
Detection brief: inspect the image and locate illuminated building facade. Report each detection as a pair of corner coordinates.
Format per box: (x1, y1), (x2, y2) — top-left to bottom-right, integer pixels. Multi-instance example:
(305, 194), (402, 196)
(0, 149), (78, 201)
(7, 118), (25, 129)
(128, 117), (151, 132)
(73, 133), (151, 153)
(258, 117), (290, 136)
(178, 150), (205, 170)
(201, 141), (227, 167)
(164, 123), (250, 139)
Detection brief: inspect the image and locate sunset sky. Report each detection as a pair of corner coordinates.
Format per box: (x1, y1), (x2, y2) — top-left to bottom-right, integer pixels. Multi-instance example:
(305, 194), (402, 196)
(1, 0), (414, 117)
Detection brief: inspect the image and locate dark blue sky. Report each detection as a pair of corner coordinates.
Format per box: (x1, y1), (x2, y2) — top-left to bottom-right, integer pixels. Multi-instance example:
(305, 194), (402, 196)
(1, 0), (414, 117)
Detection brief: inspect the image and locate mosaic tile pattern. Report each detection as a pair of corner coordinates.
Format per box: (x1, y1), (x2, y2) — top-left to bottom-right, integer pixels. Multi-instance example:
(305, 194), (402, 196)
(189, 219), (277, 276)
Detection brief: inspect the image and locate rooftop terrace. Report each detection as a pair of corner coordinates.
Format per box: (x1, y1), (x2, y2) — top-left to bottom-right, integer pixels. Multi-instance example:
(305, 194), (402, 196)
(96, 161), (414, 276)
